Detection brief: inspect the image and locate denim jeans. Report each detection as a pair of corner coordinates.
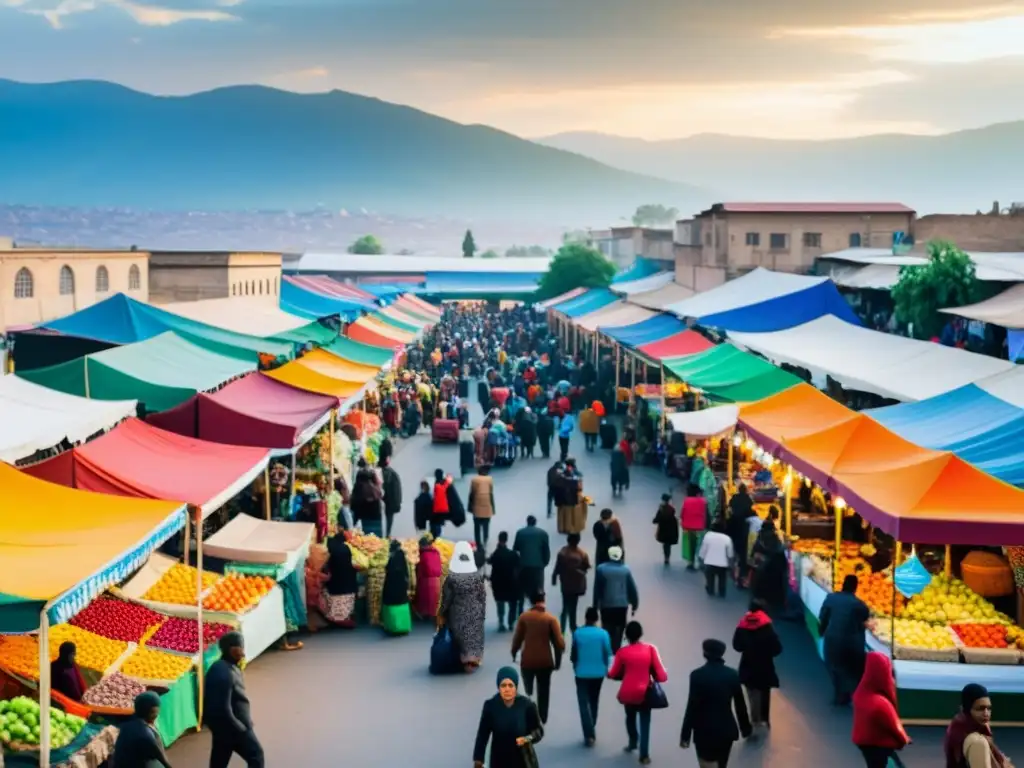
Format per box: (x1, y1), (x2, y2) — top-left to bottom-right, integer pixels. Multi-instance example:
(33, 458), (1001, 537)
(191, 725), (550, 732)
(473, 517), (491, 549)
(575, 677), (603, 740)
(429, 520), (444, 540)
(362, 518), (383, 538)
(495, 600), (516, 629)
(522, 668), (552, 724)
(584, 433), (596, 451)
(624, 705), (652, 759)
(560, 592), (580, 634)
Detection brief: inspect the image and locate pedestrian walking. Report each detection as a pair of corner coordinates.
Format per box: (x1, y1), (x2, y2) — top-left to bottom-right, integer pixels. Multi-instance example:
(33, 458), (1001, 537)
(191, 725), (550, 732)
(488, 531), (521, 631)
(441, 541), (487, 673)
(414, 534), (442, 621)
(652, 494), (679, 567)
(537, 410), (554, 460)
(511, 591), (565, 725)
(473, 667), (544, 768)
(380, 539), (412, 635)
(431, 469), (453, 540)
(593, 546), (638, 652)
(680, 638), (752, 768)
(732, 599), (782, 734)
(851, 652), (909, 768)
(545, 461), (562, 519)
(111, 691), (172, 768)
(513, 516), (551, 616)
(750, 520), (788, 613)
(608, 621), (668, 766)
(413, 480), (433, 533)
(380, 457), (402, 538)
(351, 460), (384, 537)
(699, 519), (734, 598)
(593, 508), (624, 566)
(579, 403), (599, 451)
(555, 458), (587, 535)
(818, 574), (870, 706)
(944, 683), (1007, 768)
(205, 632), (264, 768)
(552, 533), (591, 634)
(319, 535), (358, 628)
(516, 407), (538, 459)
(571, 607), (612, 747)
(725, 484), (755, 587)
(680, 484), (708, 571)
(558, 411), (575, 461)
(469, 465), (496, 549)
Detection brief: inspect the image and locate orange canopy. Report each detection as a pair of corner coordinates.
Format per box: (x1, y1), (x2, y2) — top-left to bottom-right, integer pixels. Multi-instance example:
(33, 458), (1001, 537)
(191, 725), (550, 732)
(738, 383), (1024, 545)
(263, 349), (377, 399)
(356, 316), (416, 343)
(346, 322), (401, 349)
(397, 294), (440, 318)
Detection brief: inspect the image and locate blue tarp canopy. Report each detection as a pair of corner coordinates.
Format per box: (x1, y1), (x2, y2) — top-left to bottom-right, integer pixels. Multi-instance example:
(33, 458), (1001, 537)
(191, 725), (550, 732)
(553, 288), (618, 318)
(601, 313), (688, 347)
(280, 280), (364, 321)
(360, 283), (423, 299)
(612, 257), (663, 284)
(423, 272), (542, 295)
(868, 385), (1024, 487)
(664, 267), (861, 332)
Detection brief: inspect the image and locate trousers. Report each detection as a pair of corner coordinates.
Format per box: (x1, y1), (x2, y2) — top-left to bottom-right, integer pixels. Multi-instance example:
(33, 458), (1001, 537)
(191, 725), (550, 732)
(209, 728), (264, 768)
(601, 607), (628, 652)
(521, 668), (553, 724)
(575, 677), (603, 740)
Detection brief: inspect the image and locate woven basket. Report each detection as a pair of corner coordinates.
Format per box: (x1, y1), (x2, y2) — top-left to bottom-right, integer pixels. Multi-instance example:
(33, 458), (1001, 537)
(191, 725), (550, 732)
(960, 646), (1021, 665)
(892, 643), (961, 663)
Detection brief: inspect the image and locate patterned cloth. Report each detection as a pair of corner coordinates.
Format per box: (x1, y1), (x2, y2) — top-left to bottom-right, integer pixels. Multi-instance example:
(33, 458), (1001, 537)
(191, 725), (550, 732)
(1004, 547), (1024, 590)
(319, 590), (356, 625)
(441, 570), (487, 664)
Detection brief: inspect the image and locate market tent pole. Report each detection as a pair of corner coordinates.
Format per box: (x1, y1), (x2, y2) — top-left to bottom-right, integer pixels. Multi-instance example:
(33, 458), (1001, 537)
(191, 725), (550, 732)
(593, 331), (599, 368)
(833, 503), (842, 558)
(289, 454), (297, 515)
(38, 603), (52, 768)
(328, 409), (337, 491)
(83, 357), (90, 399)
(630, 352), (636, 404)
(195, 505), (206, 729)
(727, 438), (734, 495)
(784, 473), (793, 538)
(614, 345), (620, 396)
(945, 545), (952, 578)
(183, 515), (192, 567)
(895, 541), (903, 566)
(263, 466), (272, 520)
(659, 365), (666, 434)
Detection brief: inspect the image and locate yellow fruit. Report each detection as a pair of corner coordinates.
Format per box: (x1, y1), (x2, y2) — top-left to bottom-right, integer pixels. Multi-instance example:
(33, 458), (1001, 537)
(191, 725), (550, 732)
(143, 563), (220, 606)
(120, 646), (194, 681)
(0, 635), (42, 680)
(49, 624), (128, 674)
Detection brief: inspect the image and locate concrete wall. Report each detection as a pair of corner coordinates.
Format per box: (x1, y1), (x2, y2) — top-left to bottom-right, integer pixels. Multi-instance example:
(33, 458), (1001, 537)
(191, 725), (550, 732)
(148, 251), (281, 305)
(915, 214), (1024, 252)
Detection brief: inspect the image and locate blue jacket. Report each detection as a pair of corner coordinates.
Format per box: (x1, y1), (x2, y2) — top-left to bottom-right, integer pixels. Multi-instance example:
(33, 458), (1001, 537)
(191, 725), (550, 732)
(558, 414), (575, 438)
(571, 625), (612, 679)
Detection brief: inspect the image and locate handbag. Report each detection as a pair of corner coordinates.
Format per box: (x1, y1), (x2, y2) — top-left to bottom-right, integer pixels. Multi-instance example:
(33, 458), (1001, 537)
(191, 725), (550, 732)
(643, 646), (669, 709)
(519, 740), (540, 768)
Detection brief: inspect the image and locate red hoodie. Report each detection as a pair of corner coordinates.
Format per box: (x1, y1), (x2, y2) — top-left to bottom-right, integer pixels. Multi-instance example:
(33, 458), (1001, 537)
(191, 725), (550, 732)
(851, 652), (909, 750)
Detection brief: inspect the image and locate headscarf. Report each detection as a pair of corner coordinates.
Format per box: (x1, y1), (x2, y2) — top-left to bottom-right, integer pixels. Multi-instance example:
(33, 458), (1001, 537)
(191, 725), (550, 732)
(134, 691), (161, 720)
(608, 546), (623, 562)
(326, 536), (358, 594)
(944, 684), (1006, 768)
(449, 540), (477, 574)
(496, 665), (520, 689)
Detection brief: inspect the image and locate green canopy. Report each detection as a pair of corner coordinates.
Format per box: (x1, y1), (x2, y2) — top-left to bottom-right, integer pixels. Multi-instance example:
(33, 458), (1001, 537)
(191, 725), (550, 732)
(662, 344), (800, 403)
(322, 336), (396, 368)
(18, 332), (253, 412)
(271, 321), (338, 347)
(371, 311), (420, 334)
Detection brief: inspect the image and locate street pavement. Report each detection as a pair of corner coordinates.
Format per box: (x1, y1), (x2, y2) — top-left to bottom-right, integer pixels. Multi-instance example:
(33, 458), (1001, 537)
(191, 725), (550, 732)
(167, 403), (1024, 766)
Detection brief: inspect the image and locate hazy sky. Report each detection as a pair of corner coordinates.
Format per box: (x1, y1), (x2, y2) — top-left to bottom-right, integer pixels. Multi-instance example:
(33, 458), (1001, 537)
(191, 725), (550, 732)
(1, 0), (1023, 140)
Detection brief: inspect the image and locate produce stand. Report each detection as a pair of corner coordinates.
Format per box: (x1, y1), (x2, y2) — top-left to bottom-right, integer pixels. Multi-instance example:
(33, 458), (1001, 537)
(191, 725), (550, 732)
(3, 725), (117, 768)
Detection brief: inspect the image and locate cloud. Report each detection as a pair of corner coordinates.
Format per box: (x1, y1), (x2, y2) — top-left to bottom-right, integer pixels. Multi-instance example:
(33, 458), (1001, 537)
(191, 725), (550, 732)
(14, 0), (238, 28)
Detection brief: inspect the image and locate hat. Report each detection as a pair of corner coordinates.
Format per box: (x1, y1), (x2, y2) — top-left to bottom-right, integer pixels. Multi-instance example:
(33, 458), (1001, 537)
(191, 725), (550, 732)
(134, 691), (161, 719)
(219, 631), (244, 655)
(496, 666), (520, 689)
(961, 683), (989, 713)
(449, 541), (477, 575)
(608, 546), (623, 562)
(702, 638), (726, 660)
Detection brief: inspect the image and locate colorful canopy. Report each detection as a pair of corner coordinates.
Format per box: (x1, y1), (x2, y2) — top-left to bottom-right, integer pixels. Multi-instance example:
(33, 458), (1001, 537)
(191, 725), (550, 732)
(354, 315), (416, 343)
(941, 283), (1024, 329)
(553, 288), (618, 318)
(575, 302), (657, 333)
(18, 332), (253, 412)
(625, 283), (695, 311)
(737, 384), (1024, 545)
(286, 275), (378, 307)
(601, 314), (689, 347)
(729, 315), (1015, 402)
(146, 372), (337, 450)
(423, 272), (542, 295)
(397, 294), (441, 318)
(638, 330), (714, 360)
(371, 309), (421, 334)
(612, 257), (663, 284)
(0, 374), (137, 464)
(378, 304), (430, 329)
(665, 268), (860, 332)
(323, 335), (397, 367)
(663, 344), (801, 402)
(263, 348), (378, 399)
(281, 279), (366, 321)
(389, 301), (436, 326)
(23, 418), (270, 516)
(538, 287), (587, 309)
(156, 297), (329, 340)
(610, 271), (676, 295)
(668, 405), (739, 438)
(346, 321), (402, 349)
(0, 463), (185, 632)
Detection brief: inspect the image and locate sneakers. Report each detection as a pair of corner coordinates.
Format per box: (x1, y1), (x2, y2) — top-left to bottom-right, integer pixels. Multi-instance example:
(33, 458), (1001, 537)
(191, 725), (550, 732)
(639, 758), (652, 765)
(584, 738), (595, 748)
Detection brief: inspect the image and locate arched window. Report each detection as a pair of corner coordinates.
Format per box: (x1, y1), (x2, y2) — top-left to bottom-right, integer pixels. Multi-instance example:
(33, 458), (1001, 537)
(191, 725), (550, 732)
(128, 264), (141, 291)
(849, 232), (862, 248)
(95, 266), (110, 293)
(59, 265), (75, 295)
(13, 267), (33, 298)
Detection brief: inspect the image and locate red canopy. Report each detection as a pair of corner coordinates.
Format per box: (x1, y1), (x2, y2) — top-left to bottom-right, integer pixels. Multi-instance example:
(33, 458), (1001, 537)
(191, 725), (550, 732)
(638, 330), (713, 361)
(346, 322), (401, 348)
(23, 418), (269, 514)
(146, 372), (337, 449)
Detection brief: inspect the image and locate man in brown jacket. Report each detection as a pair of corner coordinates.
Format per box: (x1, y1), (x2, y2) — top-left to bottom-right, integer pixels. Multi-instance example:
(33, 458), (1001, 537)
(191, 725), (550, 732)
(552, 533), (591, 634)
(468, 465), (495, 549)
(511, 591), (565, 724)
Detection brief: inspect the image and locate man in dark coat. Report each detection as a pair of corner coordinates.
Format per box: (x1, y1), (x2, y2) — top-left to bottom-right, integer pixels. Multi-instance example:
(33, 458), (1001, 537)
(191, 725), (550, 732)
(381, 457), (403, 538)
(818, 574), (870, 706)
(680, 638), (752, 766)
(487, 531), (521, 630)
(536, 411), (554, 460)
(513, 516), (551, 616)
(205, 632), (264, 768)
(545, 461), (562, 519)
(515, 408), (538, 459)
(726, 484), (755, 586)
(111, 691), (172, 767)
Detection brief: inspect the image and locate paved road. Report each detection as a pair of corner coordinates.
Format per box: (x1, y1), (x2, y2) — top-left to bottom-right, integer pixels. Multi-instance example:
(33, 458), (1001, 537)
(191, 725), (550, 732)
(168, 408), (1024, 767)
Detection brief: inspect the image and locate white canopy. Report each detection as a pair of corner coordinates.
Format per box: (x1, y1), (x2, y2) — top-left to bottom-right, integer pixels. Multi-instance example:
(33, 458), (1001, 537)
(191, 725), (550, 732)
(729, 315), (1016, 402)
(203, 514), (314, 566)
(611, 272), (676, 296)
(818, 248), (1024, 282)
(832, 264), (903, 290)
(0, 374), (136, 464)
(668, 406), (739, 438)
(537, 287), (586, 310)
(576, 302), (657, 332)
(626, 282), (695, 311)
(158, 298), (313, 336)
(664, 268), (826, 318)
(941, 283), (1024, 329)
(976, 366), (1024, 408)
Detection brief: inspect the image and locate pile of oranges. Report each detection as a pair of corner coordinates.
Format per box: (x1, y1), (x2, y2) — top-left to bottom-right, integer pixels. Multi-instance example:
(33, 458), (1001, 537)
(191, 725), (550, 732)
(143, 564), (220, 606)
(0, 635), (41, 680)
(120, 645), (194, 681)
(202, 573), (275, 614)
(855, 571), (905, 617)
(952, 623), (1009, 649)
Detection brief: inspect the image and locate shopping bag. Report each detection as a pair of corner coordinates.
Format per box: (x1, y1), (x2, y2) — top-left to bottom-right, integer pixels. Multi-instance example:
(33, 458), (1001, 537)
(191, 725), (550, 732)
(447, 484), (467, 527)
(429, 627), (461, 675)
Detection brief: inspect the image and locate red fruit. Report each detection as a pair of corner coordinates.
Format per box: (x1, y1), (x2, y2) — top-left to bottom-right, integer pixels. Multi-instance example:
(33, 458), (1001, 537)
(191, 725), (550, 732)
(70, 597), (163, 643)
(147, 617), (232, 654)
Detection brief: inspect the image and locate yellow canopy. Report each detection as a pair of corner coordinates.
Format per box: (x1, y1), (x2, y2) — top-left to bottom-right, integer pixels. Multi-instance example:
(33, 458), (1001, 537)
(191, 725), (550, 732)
(264, 348), (378, 399)
(355, 316), (416, 343)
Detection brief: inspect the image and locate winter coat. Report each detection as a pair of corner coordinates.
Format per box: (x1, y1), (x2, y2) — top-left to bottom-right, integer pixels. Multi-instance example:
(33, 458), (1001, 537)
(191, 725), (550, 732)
(487, 545), (521, 603)
(610, 449), (630, 487)
(732, 610), (782, 689)
(552, 545), (591, 596)
(578, 408), (599, 435)
(381, 466), (403, 515)
(680, 658), (752, 748)
(852, 653), (909, 750)
(536, 414), (554, 439)
(513, 525), (551, 570)
(516, 414), (537, 448)
(413, 491), (433, 531)
(680, 496), (708, 532)
(653, 503), (680, 546)
(593, 518), (624, 565)
(512, 604), (565, 670)
(608, 641), (668, 706)
(414, 546), (442, 617)
(433, 478), (452, 515)
(469, 475), (496, 519)
(381, 548), (410, 606)
(473, 694), (543, 768)
(593, 562), (638, 611)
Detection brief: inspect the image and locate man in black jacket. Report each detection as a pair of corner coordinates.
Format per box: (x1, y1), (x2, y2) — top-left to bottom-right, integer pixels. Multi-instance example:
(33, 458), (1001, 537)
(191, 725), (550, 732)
(680, 638), (752, 767)
(381, 457), (403, 537)
(206, 632), (264, 768)
(513, 516), (551, 616)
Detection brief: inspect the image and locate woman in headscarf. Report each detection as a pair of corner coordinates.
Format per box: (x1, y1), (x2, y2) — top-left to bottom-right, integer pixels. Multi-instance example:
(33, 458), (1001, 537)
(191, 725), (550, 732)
(473, 666), (544, 768)
(50, 641), (86, 702)
(381, 539), (412, 635)
(111, 691), (172, 768)
(415, 534), (443, 620)
(320, 536), (359, 628)
(440, 540), (487, 672)
(945, 683), (1007, 768)
(610, 445), (630, 497)
(852, 652), (909, 768)
(593, 508), (624, 566)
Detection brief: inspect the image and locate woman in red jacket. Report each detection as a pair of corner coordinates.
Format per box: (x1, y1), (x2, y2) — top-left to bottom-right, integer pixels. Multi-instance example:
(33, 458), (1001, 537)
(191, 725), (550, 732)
(852, 652), (909, 768)
(432, 469), (452, 540)
(608, 621), (668, 765)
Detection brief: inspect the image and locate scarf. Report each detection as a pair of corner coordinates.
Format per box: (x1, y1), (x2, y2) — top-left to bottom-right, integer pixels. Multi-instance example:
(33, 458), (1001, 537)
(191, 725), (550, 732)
(737, 610), (772, 631)
(944, 712), (1005, 768)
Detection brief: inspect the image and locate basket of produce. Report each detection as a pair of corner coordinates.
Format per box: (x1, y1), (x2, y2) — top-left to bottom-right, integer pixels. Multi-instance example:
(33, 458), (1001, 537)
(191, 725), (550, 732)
(69, 597), (165, 644)
(119, 646), (196, 685)
(951, 624), (1022, 665)
(82, 672), (147, 716)
(202, 574), (276, 616)
(0, 697), (88, 751)
(875, 620), (961, 662)
(146, 617), (234, 656)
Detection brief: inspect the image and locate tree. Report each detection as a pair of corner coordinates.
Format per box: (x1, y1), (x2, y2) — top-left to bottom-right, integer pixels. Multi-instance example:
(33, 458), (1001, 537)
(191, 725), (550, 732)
(537, 242), (616, 299)
(505, 245), (552, 258)
(480, 249), (500, 259)
(632, 204), (679, 227)
(348, 235), (383, 255)
(462, 229), (477, 258)
(891, 240), (981, 339)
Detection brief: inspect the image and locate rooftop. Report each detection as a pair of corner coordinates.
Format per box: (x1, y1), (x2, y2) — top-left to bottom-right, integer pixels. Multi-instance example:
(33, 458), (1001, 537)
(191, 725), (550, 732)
(699, 202), (916, 216)
(289, 252), (552, 274)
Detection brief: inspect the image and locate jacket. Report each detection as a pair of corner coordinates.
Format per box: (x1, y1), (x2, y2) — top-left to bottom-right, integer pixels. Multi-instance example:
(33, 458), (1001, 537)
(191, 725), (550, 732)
(653, 503), (680, 545)
(432, 478), (452, 514)
(204, 658), (253, 734)
(473, 694), (544, 768)
(468, 475), (495, 519)
(558, 414), (575, 438)
(571, 625), (612, 679)
(593, 518), (624, 565)
(487, 545), (520, 602)
(578, 408), (599, 435)
(819, 590), (870, 650)
(680, 658), (752, 747)
(699, 531), (734, 568)
(552, 545), (590, 596)
(111, 717), (171, 768)
(680, 496), (708, 532)
(381, 466), (403, 515)
(732, 610), (782, 689)
(593, 562), (639, 611)
(852, 652), (909, 750)
(513, 525), (551, 570)
(413, 491), (433, 530)
(608, 641), (668, 706)
(512, 604), (565, 670)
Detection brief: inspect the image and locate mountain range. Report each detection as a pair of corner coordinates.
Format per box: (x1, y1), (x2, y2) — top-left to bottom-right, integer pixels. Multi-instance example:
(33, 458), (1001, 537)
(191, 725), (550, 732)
(538, 124), (1024, 215)
(0, 80), (706, 224)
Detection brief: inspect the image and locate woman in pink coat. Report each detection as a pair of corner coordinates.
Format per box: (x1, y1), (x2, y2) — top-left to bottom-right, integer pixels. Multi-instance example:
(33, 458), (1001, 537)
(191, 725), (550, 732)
(415, 535), (443, 619)
(608, 621), (669, 765)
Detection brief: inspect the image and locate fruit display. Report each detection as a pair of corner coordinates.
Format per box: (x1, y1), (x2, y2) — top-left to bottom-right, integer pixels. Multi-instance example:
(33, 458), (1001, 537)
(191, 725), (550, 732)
(854, 570), (905, 617)
(120, 645), (194, 681)
(49, 625), (129, 675)
(69, 597), (164, 643)
(142, 563), (220, 606)
(399, 538), (420, 566)
(793, 538), (864, 559)
(433, 538), (455, 566)
(951, 624), (1010, 649)
(366, 566), (386, 626)
(202, 574), (275, 614)
(82, 672), (147, 711)
(0, 635), (41, 680)
(874, 618), (958, 651)
(147, 617), (233, 655)
(899, 574), (1011, 625)
(0, 697), (86, 749)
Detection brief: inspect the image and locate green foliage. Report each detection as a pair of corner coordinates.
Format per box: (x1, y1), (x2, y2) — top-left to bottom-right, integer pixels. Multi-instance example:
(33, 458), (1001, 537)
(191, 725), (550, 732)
(348, 234), (384, 255)
(505, 245), (552, 258)
(537, 242), (616, 299)
(562, 229), (590, 244)
(891, 240), (981, 339)
(480, 249), (500, 259)
(632, 203), (678, 227)
(462, 229), (477, 258)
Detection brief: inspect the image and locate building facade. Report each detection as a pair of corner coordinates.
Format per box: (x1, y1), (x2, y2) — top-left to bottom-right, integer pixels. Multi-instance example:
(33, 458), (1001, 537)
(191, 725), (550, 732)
(589, 226), (675, 268)
(0, 241), (149, 328)
(148, 251), (282, 304)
